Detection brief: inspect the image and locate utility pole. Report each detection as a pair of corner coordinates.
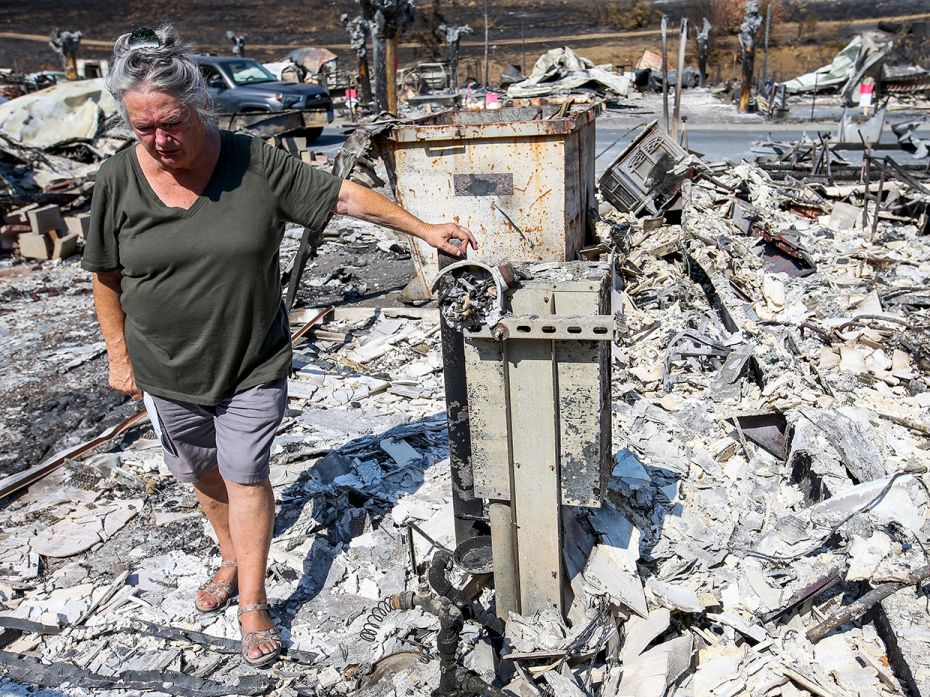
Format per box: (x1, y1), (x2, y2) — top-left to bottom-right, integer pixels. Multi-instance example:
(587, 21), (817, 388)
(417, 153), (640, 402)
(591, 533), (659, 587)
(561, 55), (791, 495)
(483, 0), (490, 87)
(660, 15), (669, 132)
(673, 18), (687, 141)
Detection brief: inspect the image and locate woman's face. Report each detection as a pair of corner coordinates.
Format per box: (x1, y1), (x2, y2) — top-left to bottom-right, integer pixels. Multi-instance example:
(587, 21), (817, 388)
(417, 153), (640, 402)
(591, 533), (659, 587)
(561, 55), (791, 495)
(123, 87), (207, 172)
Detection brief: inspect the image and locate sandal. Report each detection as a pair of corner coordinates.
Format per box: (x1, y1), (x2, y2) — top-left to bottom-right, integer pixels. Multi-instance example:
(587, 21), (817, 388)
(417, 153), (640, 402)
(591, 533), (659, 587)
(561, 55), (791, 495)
(238, 603), (282, 667)
(194, 560), (238, 613)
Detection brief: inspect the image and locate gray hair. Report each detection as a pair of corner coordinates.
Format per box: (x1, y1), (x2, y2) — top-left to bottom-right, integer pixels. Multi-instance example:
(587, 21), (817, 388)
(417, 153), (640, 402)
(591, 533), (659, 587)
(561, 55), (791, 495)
(107, 24), (215, 125)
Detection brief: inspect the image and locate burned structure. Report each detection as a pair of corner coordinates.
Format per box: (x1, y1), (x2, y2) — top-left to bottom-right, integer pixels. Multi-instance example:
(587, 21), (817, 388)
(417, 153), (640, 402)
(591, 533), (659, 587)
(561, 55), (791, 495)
(1, 7), (930, 696)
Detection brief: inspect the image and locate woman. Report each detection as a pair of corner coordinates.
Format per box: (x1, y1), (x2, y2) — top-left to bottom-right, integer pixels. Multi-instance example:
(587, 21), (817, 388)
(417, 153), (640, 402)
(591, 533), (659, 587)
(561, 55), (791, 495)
(84, 25), (475, 667)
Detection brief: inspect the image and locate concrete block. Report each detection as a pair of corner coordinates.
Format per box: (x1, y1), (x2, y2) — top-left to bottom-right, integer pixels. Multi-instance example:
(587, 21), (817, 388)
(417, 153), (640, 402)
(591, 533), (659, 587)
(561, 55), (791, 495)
(65, 214), (90, 239)
(27, 205), (66, 236)
(51, 232), (79, 260)
(18, 233), (52, 260)
(0, 224), (29, 252)
(278, 135), (308, 154)
(4, 203), (39, 226)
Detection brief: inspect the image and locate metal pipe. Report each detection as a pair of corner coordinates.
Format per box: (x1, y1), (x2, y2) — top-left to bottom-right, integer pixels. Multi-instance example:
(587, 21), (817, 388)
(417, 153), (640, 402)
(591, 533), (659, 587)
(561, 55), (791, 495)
(438, 250), (483, 547)
(489, 501), (519, 620)
(428, 550), (506, 636)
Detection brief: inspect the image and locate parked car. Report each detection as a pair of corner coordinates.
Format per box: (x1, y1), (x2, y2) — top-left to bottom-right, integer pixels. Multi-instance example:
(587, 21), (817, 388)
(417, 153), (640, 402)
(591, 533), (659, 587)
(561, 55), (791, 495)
(190, 55), (333, 142)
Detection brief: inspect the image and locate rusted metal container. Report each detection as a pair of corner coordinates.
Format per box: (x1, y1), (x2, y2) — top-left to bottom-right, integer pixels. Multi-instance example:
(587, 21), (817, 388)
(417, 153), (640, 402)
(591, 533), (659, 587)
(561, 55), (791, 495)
(377, 103), (600, 299)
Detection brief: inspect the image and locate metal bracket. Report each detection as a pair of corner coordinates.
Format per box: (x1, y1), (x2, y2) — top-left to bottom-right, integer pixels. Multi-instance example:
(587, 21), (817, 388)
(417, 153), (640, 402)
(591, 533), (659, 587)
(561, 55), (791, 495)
(464, 315), (614, 341)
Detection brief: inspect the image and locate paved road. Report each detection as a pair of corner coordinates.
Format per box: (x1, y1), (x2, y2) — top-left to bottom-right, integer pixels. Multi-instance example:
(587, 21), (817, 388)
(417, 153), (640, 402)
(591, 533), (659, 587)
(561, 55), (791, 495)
(311, 124), (928, 176)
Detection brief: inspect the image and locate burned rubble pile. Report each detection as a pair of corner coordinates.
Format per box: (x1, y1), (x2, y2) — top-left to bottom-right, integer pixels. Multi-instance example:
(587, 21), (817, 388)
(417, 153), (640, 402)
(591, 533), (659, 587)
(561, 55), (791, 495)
(588, 156), (930, 695)
(2, 141), (929, 697)
(0, 304), (455, 695)
(0, 79), (133, 260)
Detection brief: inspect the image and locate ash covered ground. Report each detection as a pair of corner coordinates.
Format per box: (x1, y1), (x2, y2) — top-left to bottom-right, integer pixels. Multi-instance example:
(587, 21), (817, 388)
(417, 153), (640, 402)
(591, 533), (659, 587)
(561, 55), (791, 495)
(0, 217), (414, 480)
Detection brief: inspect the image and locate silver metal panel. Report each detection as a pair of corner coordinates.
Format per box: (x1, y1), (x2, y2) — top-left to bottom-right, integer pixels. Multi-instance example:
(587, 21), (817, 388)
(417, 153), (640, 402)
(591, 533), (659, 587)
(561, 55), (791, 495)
(507, 337), (563, 616)
(453, 173), (514, 197)
(551, 288), (612, 508)
(464, 338), (510, 500)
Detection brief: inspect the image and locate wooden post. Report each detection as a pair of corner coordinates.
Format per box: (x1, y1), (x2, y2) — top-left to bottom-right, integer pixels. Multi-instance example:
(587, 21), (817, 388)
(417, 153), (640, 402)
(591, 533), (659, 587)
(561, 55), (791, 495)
(386, 34), (398, 114)
(483, 0), (490, 87)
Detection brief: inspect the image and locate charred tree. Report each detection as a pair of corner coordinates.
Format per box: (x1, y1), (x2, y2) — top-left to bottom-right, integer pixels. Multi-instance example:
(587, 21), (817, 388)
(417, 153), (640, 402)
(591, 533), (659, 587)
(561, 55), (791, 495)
(358, 0), (416, 114)
(226, 31), (246, 57)
(49, 28), (81, 80)
(439, 23), (472, 91)
(695, 18), (711, 87)
(341, 13), (373, 105)
(738, 0), (762, 113)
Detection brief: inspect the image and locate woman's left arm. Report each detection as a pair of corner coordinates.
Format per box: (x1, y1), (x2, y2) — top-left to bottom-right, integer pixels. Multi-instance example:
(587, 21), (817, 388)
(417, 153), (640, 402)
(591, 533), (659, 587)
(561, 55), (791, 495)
(333, 180), (478, 256)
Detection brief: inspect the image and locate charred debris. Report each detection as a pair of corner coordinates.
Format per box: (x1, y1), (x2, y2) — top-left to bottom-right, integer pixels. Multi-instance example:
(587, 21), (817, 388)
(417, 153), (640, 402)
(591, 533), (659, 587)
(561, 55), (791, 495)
(1, 11), (930, 697)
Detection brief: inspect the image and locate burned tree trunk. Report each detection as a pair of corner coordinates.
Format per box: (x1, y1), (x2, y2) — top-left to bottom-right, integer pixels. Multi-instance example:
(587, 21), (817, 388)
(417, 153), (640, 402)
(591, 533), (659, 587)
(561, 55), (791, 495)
(439, 23), (473, 91)
(738, 0), (763, 113)
(226, 31), (246, 57)
(358, 0), (416, 114)
(341, 14), (373, 105)
(370, 7), (389, 112)
(49, 28), (81, 81)
(696, 18), (711, 88)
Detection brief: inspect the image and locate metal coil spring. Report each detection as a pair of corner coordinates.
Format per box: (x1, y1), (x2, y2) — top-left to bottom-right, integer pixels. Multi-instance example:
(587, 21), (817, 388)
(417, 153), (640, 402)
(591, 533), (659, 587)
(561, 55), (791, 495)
(359, 596), (395, 642)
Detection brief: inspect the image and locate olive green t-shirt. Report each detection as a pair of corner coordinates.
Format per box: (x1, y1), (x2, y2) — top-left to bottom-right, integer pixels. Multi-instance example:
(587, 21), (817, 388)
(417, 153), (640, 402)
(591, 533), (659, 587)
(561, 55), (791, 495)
(82, 130), (341, 405)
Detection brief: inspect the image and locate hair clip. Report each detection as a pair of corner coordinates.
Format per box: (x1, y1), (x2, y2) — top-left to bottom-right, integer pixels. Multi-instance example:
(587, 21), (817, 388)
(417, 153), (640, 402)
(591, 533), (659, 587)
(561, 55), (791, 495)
(128, 27), (161, 50)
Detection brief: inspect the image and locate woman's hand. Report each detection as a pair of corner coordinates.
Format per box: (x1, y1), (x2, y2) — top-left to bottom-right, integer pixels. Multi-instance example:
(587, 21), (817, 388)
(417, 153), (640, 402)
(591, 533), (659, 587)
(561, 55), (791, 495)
(108, 357), (142, 400)
(421, 223), (478, 257)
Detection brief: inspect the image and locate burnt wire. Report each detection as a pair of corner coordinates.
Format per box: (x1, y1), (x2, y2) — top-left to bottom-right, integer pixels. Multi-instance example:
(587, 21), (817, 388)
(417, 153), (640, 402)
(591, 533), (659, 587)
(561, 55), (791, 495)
(737, 472), (930, 564)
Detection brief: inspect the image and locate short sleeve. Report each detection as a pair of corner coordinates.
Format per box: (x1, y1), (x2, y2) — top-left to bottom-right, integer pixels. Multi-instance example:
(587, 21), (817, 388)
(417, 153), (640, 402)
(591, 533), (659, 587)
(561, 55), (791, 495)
(81, 165), (121, 272)
(253, 138), (342, 232)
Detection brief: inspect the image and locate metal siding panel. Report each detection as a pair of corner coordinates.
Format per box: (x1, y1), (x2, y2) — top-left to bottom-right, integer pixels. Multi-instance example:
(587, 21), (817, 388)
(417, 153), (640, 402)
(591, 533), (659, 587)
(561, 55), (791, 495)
(464, 339), (511, 500)
(507, 338), (564, 616)
(552, 289), (608, 507)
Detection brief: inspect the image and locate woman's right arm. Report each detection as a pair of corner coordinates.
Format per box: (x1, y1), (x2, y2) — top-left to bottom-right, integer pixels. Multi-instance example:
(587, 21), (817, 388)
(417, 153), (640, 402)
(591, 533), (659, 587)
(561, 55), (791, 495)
(92, 270), (142, 400)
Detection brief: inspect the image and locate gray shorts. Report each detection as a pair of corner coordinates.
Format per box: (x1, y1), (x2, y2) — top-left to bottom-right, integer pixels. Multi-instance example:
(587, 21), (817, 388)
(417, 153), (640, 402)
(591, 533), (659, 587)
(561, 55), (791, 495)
(143, 379), (287, 485)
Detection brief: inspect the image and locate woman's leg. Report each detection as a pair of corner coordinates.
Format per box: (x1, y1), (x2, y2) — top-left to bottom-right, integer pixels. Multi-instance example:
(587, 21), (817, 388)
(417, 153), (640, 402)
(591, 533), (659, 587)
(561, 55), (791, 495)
(193, 466), (238, 609)
(225, 477), (277, 658)
(214, 379), (287, 660)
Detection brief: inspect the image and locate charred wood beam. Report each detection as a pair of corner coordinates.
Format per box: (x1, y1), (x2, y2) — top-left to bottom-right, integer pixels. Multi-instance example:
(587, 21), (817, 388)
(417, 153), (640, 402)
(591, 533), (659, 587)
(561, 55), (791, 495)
(806, 565), (930, 643)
